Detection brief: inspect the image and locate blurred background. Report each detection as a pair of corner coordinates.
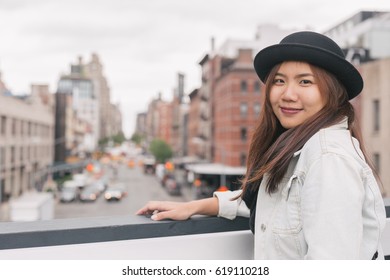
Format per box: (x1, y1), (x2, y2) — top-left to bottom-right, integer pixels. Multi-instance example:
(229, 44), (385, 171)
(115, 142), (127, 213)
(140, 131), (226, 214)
(0, 0), (389, 222)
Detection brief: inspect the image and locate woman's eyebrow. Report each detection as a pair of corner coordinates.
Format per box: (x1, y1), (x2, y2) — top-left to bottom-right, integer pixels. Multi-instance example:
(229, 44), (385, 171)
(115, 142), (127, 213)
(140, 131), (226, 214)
(274, 72), (286, 77)
(274, 72), (314, 78)
(295, 73), (315, 78)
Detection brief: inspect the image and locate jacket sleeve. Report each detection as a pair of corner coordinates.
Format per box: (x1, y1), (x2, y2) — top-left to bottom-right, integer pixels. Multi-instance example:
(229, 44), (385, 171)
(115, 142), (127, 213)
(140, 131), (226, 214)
(301, 153), (365, 259)
(213, 190), (250, 220)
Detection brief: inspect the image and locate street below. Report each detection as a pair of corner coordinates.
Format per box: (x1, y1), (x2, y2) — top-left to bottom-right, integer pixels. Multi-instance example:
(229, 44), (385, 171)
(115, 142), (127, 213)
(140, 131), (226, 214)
(55, 163), (193, 220)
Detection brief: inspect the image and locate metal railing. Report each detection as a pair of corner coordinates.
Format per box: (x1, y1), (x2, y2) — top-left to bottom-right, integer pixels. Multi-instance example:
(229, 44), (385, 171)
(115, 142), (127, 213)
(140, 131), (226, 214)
(0, 215), (252, 259)
(0, 212), (389, 260)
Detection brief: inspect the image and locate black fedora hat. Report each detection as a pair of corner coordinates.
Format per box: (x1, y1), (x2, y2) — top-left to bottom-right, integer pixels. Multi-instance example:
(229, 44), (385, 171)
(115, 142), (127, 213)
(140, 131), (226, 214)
(253, 31), (363, 99)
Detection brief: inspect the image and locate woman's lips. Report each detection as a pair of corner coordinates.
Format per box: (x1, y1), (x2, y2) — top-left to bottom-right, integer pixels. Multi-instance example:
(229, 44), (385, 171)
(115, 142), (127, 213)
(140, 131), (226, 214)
(280, 107), (302, 114)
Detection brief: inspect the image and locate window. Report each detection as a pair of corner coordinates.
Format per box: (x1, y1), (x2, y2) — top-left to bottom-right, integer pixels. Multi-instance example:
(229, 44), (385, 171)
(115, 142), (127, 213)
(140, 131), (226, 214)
(254, 102), (261, 117)
(240, 127), (247, 141)
(12, 119), (17, 136)
(26, 146), (30, 161)
(373, 99), (380, 132)
(10, 174), (14, 191)
(1, 116), (6, 135)
(240, 153), (246, 166)
(20, 121), (24, 136)
(373, 153), (380, 174)
(254, 81), (261, 93)
(0, 147), (5, 167)
(240, 103), (248, 118)
(240, 80), (247, 93)
(10, 146), (15, 164)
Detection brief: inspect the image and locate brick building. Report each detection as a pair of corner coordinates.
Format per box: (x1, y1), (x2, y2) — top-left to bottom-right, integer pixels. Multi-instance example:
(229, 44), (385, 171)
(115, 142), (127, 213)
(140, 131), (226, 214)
(187, 89), (203, 158)
(212, 49), (263, 166)
(156, 101), (173, 145)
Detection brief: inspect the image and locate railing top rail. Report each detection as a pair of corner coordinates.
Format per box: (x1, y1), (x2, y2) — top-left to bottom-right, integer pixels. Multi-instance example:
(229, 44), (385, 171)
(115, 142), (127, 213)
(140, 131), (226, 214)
(1, 206), (389, 255)
(0, 215), (249, 250)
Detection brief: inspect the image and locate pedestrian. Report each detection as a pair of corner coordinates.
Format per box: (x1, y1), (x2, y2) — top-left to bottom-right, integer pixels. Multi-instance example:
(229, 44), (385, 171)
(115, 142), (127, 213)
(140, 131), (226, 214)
(136, 31), (387, 259)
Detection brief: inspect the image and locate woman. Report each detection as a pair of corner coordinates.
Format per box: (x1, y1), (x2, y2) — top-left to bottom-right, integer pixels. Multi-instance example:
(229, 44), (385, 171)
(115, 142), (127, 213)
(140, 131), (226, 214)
(137, 31), (386, 259)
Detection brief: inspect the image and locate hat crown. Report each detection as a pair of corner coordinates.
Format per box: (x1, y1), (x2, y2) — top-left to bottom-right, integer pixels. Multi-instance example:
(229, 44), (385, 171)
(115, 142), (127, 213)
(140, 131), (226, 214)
(280, 31), (345, 59)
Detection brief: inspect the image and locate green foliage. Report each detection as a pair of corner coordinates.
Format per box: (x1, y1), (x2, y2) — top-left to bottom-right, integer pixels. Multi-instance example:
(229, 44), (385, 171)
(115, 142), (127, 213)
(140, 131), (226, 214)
(98, 132), (126, 147)
(149, 139), (173, 163)
(112, 132), (126, 144)
(55, 174), (72, 187)
(131, 133), (143, 145)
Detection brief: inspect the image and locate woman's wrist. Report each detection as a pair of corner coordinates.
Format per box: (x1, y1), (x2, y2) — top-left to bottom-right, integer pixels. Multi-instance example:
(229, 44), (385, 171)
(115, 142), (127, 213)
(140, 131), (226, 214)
(188, 197), (219, 217)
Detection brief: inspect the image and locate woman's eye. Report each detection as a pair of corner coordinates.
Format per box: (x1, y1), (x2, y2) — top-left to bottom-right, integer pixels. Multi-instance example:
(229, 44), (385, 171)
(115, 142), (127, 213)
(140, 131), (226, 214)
(300, 79), (313, 85)
(273, 79), (284, 85)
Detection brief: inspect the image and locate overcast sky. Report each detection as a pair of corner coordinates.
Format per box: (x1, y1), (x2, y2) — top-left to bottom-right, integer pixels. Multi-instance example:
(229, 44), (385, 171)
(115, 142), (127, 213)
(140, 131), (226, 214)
(0, 0), (389, 136)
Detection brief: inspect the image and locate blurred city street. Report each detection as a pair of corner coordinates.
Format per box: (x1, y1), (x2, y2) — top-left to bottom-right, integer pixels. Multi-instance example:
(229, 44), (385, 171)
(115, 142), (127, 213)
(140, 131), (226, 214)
(0, 162), (194, 222)
(55, 163), (194, 220)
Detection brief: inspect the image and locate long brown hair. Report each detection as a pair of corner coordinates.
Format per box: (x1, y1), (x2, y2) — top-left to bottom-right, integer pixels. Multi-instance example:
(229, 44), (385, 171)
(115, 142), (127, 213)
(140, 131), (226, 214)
(241, 62), (375, 195)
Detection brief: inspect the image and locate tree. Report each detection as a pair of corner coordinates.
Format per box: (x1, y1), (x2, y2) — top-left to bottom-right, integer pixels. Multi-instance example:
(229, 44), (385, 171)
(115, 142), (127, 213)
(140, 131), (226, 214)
(112, 132), (126, 144)
(149, 139), (173, 163)
(131, 133), (143, 145)
(98, 132), (126, 148)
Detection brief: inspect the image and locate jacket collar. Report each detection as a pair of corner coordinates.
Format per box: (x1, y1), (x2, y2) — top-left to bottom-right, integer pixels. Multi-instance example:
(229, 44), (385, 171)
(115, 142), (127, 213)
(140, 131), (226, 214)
(292, 118), (348, 157)
(329, 117), (349, 130)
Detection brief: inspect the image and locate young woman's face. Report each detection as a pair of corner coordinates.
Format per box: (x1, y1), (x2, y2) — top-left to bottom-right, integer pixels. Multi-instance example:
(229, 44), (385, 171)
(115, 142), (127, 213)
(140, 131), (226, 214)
(269, 61), (325, 129)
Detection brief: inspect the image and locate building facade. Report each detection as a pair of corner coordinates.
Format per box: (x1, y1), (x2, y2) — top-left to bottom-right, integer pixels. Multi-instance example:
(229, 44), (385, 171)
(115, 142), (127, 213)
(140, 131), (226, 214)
(324, 11), (390, 60)
(156, 101), (173, 145)
(144, 93), (175, 151)
(135, 112), (147, 138)
(197, 53), (215, 162)
(359, 58), (390, 197)
(195, 26), (294, 166)
(55, 54), (123, 162)
(145, 93), (164, 145)
(187, 89), (204, 158)
(84, 53), (112, 140)
(170, 73), (189, 158)
(324, 11), (390, 197)
(109, 103), (123, 137)
(0, 84), (54, 202)
(56, 69), (97, 159)
(139, 25), (295, 166)
(212, 49), (263, 166)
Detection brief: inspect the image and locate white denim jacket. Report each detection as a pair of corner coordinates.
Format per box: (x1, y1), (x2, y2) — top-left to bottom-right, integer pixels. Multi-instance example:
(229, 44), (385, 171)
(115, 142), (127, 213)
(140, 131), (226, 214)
(215, 119), (387, 259)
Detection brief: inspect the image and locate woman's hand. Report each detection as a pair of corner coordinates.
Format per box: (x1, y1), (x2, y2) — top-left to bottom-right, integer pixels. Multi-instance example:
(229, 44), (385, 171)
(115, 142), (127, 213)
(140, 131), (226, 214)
(136, 197), (219, 221)
(136, 201), (195, 221)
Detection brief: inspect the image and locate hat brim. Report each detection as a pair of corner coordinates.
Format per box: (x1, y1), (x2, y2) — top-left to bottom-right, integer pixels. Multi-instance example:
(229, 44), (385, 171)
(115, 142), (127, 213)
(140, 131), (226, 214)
(254, 44), (363, 99)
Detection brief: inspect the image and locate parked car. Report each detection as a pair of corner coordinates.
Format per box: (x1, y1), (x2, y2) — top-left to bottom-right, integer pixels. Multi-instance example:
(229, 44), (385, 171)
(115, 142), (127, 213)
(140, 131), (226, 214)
(90, 179), (106, 193)
(104, 188), (123, 201)
(79, 185), (100, 202)
(104, 183), (127, 202)
(59, 186), (78, 203)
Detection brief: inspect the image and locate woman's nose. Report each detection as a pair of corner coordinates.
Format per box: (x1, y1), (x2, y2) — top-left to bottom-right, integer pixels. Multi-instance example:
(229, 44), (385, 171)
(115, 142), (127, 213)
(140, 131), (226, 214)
(281, 84), (298, 101)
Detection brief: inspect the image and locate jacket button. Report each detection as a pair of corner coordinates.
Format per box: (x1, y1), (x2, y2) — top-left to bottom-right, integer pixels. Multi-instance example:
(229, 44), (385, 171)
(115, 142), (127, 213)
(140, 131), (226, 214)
(261, 224), (266, 232)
